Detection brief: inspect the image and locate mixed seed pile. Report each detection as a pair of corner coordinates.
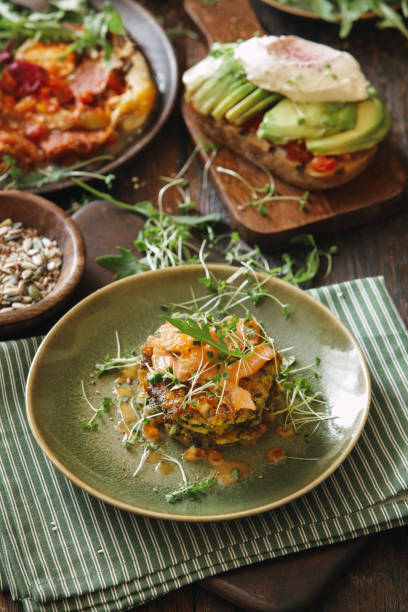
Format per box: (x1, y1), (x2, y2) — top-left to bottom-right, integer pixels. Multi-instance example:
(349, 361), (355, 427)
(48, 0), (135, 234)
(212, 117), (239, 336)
(0, 218), (62, 312)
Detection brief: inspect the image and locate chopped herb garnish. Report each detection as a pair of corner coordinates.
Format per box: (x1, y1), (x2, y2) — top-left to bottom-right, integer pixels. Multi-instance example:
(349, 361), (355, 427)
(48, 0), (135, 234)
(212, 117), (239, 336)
(165, 474), (217, 503)
(102, 397), (113, 413)
(229, 467), (240, 481)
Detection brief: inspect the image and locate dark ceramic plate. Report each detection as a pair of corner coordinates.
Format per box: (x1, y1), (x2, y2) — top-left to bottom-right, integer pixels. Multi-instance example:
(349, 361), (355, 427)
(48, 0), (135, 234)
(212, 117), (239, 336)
(26, 265), (371, 521)
(30, 0), (178, 194)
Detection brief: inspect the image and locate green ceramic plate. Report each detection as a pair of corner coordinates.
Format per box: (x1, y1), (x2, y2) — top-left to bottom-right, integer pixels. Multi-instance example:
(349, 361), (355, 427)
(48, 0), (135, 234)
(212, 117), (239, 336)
(26, 265), (370, 521)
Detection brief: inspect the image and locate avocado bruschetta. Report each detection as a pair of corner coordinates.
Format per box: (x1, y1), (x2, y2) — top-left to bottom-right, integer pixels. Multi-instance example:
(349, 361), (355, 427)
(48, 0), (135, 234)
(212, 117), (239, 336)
(182, 35), (390, 190)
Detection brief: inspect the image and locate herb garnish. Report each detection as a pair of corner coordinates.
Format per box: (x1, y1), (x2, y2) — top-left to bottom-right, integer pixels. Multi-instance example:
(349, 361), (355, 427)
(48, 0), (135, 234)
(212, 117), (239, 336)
(95, 331), (140, 376)
(66, 141), (335, 287)
(162, 315), (254, 359)
(216, 164), (309, 215)
(0, 0), (125, 58)
(229, 467), (240, 481)
(79, 148), (336, 504)
(165, 474), (217, 503)
(0, 155), (115, 190)
(276, 0), (408, 38)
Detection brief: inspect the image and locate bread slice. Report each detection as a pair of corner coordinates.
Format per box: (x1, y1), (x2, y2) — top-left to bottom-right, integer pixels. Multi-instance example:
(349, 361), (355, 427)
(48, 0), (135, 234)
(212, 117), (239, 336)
(186, 100), (378, 190)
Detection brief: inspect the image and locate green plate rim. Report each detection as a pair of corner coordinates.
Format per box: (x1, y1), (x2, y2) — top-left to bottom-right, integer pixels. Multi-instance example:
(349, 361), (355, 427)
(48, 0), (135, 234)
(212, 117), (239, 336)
(26, 265), (371, 522)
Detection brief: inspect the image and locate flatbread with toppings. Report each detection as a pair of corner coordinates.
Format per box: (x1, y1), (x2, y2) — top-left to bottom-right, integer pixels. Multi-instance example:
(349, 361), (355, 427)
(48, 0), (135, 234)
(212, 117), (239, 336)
(0, 1), (156, 178)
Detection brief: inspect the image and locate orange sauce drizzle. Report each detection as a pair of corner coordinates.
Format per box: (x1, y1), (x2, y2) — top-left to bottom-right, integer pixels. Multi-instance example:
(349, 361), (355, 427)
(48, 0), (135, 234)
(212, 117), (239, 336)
(183, 446), (251, 486)
(276, 425), (294, 437)
(266, 447), (287, 464)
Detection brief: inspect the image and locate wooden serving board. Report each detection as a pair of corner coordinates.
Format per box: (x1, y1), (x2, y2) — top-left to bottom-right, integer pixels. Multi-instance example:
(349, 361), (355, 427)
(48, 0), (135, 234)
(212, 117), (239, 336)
(182, 0), (406, 251)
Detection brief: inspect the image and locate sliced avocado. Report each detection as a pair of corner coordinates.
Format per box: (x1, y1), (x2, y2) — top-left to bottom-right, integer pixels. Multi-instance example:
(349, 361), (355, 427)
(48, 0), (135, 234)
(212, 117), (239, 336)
(224, 89), (280, 125)
(257, 99), (325, 144)
(351, 106), (391, 151)
(256, 99), (357, 145)
(210, 81), (257, 119)
(319, 102), (357, 133)
(305, 96), (386, 155)
(198, 74), (247, 115)
(193, 57), (244, 109)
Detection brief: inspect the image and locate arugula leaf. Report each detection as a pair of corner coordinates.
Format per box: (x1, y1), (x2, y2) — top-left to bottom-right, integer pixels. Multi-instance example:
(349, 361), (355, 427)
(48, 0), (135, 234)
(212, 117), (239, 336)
(0, 0), (125, 56)
(337, 0), (368, 36)
(162, 315), (253, 358)
(0, 155), (114, 189)
(309, 0), (337, 21)
(277, 0), (408, 37)
(372, 0), (408, 37)
(64, 3), (124, 59)
(97, 247), (149, 280)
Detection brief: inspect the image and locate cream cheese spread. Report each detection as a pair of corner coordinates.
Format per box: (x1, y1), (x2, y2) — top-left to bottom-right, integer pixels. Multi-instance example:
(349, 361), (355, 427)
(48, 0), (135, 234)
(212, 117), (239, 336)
(234, 36), (370, 103)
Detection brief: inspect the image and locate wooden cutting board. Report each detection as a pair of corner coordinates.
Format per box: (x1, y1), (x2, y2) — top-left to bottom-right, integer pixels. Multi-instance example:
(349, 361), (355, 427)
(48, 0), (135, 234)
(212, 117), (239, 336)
(182, 0), (406, 251)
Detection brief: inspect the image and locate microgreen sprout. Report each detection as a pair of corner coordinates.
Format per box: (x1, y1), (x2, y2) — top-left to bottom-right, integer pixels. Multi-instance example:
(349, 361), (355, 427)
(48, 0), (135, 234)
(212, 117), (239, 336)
(215, 164), (309, 215)
(273, 356), (333, 436)
(159, 453), (188, 486)
(127, 411), (164, 444)
(165, 472), (217, 503)
(167, 266), (290, 318)
(68, 150), (336, 288)
(132, 446), (150, 477)
(81, 380), (103, 430)
(95, 353), (140, 377)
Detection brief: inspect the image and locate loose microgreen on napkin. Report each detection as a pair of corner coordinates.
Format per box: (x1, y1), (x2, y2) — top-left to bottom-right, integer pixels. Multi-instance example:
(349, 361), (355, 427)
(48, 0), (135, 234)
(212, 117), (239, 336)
(0, 277), (408, 612)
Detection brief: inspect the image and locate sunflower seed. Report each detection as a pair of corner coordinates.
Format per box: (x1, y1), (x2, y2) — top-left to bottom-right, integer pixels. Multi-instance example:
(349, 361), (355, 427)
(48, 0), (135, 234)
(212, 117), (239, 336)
(0, 220), (63, 312)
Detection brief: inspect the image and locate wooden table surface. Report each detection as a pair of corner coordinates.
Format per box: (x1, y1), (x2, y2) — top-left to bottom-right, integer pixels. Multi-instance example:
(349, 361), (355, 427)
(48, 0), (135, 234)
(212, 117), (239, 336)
(2, 0), (408, 610)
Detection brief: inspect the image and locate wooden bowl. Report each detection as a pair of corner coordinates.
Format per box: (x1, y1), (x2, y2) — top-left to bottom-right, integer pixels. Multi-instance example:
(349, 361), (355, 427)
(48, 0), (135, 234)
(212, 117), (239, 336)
(0, 191), (85, 338)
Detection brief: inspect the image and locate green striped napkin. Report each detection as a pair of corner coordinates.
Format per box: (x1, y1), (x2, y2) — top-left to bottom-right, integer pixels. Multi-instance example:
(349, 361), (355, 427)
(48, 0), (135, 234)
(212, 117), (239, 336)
(1, 277), (408, 612)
